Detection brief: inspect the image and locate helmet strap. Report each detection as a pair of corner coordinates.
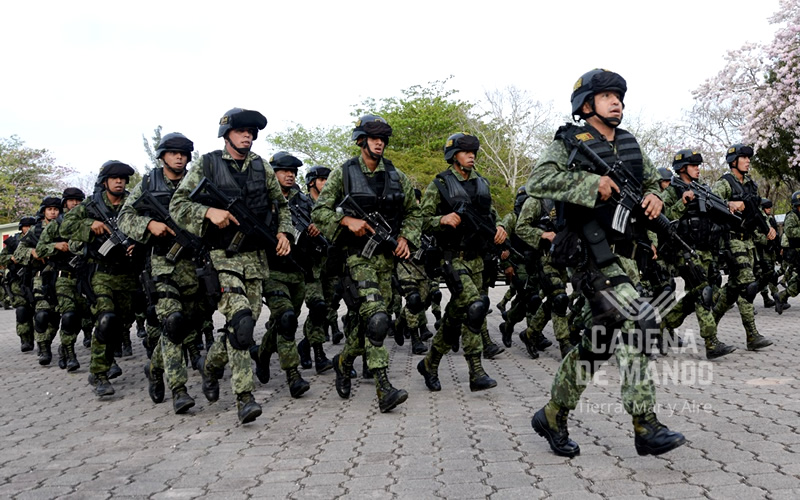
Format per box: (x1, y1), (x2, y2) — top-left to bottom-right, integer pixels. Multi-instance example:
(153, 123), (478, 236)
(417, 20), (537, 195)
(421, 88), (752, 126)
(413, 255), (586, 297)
(361, 137), (382, 161)
(587, 97), (621, 127)
(225, 137), (251, 156)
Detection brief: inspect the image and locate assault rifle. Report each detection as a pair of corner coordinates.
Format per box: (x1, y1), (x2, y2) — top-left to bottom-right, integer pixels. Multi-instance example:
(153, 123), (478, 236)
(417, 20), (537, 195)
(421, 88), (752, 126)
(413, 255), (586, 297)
(288, 203), (330, 256)
(190, 177), (288, 257)
(335, 194), (398, 258)
(453, 201), (524, 263)
(86, 198), (132, 257)
(564, 136), (696, 257)
(17, 267), (34, 304)
(132, 189), (206, 263)
(38, 263), (57, 306)
(670, 177), (741, 229)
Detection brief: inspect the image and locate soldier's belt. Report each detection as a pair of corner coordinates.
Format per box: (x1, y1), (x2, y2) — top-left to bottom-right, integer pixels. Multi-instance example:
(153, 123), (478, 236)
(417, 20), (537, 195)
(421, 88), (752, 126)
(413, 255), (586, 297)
(729, 231), (751, 240)
(57, 270), (75, 279)
(95, 262), (136, 275)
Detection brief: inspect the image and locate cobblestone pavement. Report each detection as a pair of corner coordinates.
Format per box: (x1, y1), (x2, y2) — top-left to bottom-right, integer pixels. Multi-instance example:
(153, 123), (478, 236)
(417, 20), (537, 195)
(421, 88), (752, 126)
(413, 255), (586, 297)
(1, 283), (799, 499)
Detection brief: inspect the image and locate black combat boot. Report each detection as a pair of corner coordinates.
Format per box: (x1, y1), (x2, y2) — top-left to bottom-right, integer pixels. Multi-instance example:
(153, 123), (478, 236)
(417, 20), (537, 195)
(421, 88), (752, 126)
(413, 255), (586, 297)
(330, 322), (344, 345)
(236, 392), (262, 424)
(373, 367), (408, 413)
(297, 338), (313, 370)
(20, 338), (34, 352)
(144, 361), (165, 404)
(465, 354), (497, 392)
(632, 411), (686, 456)
(197, 354), (220, 402)
(745, 319), (773, 351)
(136, 323), (147, 339)
(285, 367), (310, 398)
(409, 327), (428, 355)
(362, 355), (373, 379)
(172, 385), (195, 414)
(82, 329), (91, 348)
(499, 322), (513, 348)
(92, 373), (115, 397)
(417, 347), (444, 391)
(532, 402), (580, 457)
(705, 336), (736, 360)
(249, 344), (271, 384)
(481, 329), (504, 359)
(533, 331), (553, 351)
(558, 339), (574, 359)
(312, 343), (333, 374)
(763, 292), (776, 308)
(332, 353), (354, 399)
(518, 332), (539, 359)
(121, 335), (133, 357)
(418, 324), (434, 341)
(108, 362), (122, 379)
(57, 344), (68, 369)
(37, 342), (52, 366)
(65, 343), (80, 372)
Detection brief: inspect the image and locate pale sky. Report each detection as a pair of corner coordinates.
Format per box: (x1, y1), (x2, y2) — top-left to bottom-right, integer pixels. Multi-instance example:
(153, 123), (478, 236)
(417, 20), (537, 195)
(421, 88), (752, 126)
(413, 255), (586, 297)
(0, 0), (782, 181)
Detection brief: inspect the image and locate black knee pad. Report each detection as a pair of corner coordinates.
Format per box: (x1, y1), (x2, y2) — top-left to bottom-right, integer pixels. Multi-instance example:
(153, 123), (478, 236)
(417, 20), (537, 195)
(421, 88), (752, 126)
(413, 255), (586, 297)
(431, 289), (442, 305)
(466, 299), (488, 332)
(699, 285), (713, 310)
(145, 305), (160, 327)
(60, 311), (81, 335)
(405, 291), (424, 314)
(95, 312), (119, 345)
(278, 309), (298, 341)
(551, 292), (570, 316)
(16, 305), (33, 323)
(627, 300), (660, 354)
(366, 311), (392, 347)
(163, 311), (187, 344)
(308, 300), (327, 326)
(33, 310), (52, 334)
(526, 292), (542, 315)
(228, 309), (255, 350)
(741, 281), (760, 303)
(480, 294), (490, 310)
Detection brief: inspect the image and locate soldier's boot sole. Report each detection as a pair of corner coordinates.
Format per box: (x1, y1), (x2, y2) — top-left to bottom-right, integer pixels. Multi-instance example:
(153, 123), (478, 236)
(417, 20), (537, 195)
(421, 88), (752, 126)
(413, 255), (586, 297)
(706, 343), (736, 360)
(417, 358), (441, 392)
(237, 401), (262, 424)
(531, 408), (580, 458)
(634, 429), (687, 456)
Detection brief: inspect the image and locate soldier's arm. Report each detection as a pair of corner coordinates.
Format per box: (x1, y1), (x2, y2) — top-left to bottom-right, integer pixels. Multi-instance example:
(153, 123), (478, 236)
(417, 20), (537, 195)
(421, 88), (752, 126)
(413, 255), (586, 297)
(13, 236), (35, 265)
(60, 203), (94, 243)
(265, 165), (294, 236)
(118, 182), (153, 244)
(640, 154), (662, 200)
(516, 197), (545, 248)
(525, 141), (602, 208)
(419, 181), (447, 233)
(397, 170), (421, 249)
(311, 166), (346, 241)
(661, 185), (686, 221)
(711, 179), (731, 201)
(169, 160), (209, 237)
(35, 221), (60, 259)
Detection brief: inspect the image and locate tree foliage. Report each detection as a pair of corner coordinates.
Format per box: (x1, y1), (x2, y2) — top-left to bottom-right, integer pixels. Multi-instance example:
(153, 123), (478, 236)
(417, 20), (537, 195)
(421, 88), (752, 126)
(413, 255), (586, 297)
(0, 136), (74, 223)
(265, 124), (355, 171)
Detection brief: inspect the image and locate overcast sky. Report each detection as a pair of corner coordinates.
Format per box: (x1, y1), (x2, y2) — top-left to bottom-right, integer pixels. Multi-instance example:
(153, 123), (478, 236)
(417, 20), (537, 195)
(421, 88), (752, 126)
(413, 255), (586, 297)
(0, 0), (782, 180)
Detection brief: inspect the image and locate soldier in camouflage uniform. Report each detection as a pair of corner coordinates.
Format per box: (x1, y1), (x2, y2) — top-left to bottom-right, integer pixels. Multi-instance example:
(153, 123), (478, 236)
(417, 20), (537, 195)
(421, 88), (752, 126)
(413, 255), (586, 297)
(659, 150), (736, 359)
(61, 161), (138, 398)
(416, 132), (503, 393)
(16, 197), (63, 365)
(1, 217), (36, 352)
(118, 132), (202, 414)
(529, 69), (685, 458)
(249, 151), (322, 399)
(312, 114), (421, 413)
(33, 188), (93, 371)
(778, 192), (800, 304)
(170, 108), (293, 424)
(711, 144), (775, 350)
(755, 198), (782, 310)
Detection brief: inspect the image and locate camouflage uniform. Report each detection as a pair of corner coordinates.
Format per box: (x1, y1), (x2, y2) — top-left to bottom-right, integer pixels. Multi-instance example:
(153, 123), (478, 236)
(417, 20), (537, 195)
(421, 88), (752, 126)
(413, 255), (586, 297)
(61, 189), (137, 395)
(170, 148), (292, 416)
(1, 230), (35, 350)
(711, 174), (773, 349)
(312, 154), (420, 411)
(754, 207), (781, 308)
(780, 208), (800, 301)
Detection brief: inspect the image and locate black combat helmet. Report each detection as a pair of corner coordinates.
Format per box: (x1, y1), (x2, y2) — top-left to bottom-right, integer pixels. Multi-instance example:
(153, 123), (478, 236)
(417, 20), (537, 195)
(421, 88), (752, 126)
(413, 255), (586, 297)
(18, 216), (36, 230)
(672, 149), (703, 173)
(657, 167), (673, 182)
(726, 144), (754, 165)
(40, 196), (62, 209)
(761, 198), (773, 209)
(61, 187), (85, 203)
(269, 151), (303, 171)
(792, 191), (800, 207)
(218, 108), (268, 140)
(352, 115), (392, 144)
(98, 160), (135, 182)
(155, 132), (194, 159)
(305, 165), (331, 188)
(444, 133), (480, 164)
(570, 69), (627, 124)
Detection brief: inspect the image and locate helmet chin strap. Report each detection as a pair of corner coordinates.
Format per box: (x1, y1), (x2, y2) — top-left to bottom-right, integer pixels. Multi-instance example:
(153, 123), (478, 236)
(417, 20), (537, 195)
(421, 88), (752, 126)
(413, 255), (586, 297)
(161, 159), (186, 178)
(225, 137), (251, 156)
(361, 138), (383, 161)
(587, 99), (622, 128)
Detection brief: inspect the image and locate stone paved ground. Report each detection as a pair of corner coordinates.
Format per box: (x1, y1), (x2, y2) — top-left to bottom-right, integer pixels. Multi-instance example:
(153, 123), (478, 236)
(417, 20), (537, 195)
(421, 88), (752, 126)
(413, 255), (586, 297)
(1, 283), (799, 499)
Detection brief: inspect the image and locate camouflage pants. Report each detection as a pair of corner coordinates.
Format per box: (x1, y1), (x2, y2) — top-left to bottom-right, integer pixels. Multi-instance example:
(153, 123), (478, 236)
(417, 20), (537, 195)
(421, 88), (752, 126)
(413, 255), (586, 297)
(663, 250), (716, 342)
(321, 261), (343, 336)
(204, 250), (266, 396)
(431, 255), (484, 356)
(396, 259), (431, 329)
(713, 237), (759, 336)
(260, 276), (304, 371)
(89, 269), (136, 375)
(505, 261), (538, 331)
(550, 257), (656, 416)
(9, 280), (34, 344)
(55, 274), (93, 347)
(303, 279), (328, 345)
(338, 252), (393, 371)
(32, 273), (59, 344)
(149, 255), (201, 392)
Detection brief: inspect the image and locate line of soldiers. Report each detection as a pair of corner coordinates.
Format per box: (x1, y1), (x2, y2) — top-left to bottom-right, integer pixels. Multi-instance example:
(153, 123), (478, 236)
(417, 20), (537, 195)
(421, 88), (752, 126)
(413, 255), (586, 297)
(0, 71), (792, 458)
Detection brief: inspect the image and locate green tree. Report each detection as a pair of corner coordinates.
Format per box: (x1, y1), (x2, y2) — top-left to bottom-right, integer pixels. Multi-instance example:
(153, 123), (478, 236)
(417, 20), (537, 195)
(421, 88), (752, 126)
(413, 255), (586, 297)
(0, 135), (74, 223)
(265, 124), (355, 169)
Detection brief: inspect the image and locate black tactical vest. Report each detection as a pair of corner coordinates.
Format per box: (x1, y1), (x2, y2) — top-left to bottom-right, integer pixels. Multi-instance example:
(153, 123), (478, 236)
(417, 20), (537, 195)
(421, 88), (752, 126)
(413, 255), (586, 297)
(339, 157), (405, 249)
(199, 151), (272, 252)
(267, 186), (313, 272)
(433, 168), (493, 251)
(721, 173), (760, 232)
(669, 182), (717, 250)
(556, 123), (645, 246)
(139, 169), (178, 254)
(84, 191), (128, 264)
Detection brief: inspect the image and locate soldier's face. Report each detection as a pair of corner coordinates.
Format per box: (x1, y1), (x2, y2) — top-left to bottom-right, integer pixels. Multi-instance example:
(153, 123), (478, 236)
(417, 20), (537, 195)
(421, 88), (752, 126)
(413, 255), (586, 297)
(455, 151), (476, 170)
(21, 226), (31, 235)
(105, 176), (127, 196)
(366, 136), (384, 156)
(275, 169), (296, 190)
(44, 207), (60, 221)
(736, 156), (751, 171)
(585, 91), (623, 122)
(314, 178), (327, 191)
(685, 164), (700, 180)
(228, 128), (253, 150)
(162, 151), (189, 171)
(65, 199), (80, 211)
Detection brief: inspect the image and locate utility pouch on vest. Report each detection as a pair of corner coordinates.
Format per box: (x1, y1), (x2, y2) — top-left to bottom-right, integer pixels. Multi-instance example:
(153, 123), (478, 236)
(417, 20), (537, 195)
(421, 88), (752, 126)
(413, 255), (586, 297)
(340, 274), (362, 310)
(195, 259), (221, 307)
(551, 230), (584, 269)
(582, 221), (616, 268)
(139, 267), (158, 306)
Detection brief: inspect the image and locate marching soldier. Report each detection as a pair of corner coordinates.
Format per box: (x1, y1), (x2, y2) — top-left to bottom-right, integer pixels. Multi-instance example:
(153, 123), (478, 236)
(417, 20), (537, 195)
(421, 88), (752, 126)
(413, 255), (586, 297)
(1, 217), (36, 352)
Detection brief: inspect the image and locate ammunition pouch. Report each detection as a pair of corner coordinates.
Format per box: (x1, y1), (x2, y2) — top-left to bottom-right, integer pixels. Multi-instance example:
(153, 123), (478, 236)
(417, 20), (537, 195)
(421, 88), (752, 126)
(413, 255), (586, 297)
(551, 230), (585, 269)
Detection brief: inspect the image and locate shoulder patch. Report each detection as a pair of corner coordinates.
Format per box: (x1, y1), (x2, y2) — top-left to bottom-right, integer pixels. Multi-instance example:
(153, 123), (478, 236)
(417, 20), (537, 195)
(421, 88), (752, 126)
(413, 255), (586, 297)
(575, 132), (594, 142)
